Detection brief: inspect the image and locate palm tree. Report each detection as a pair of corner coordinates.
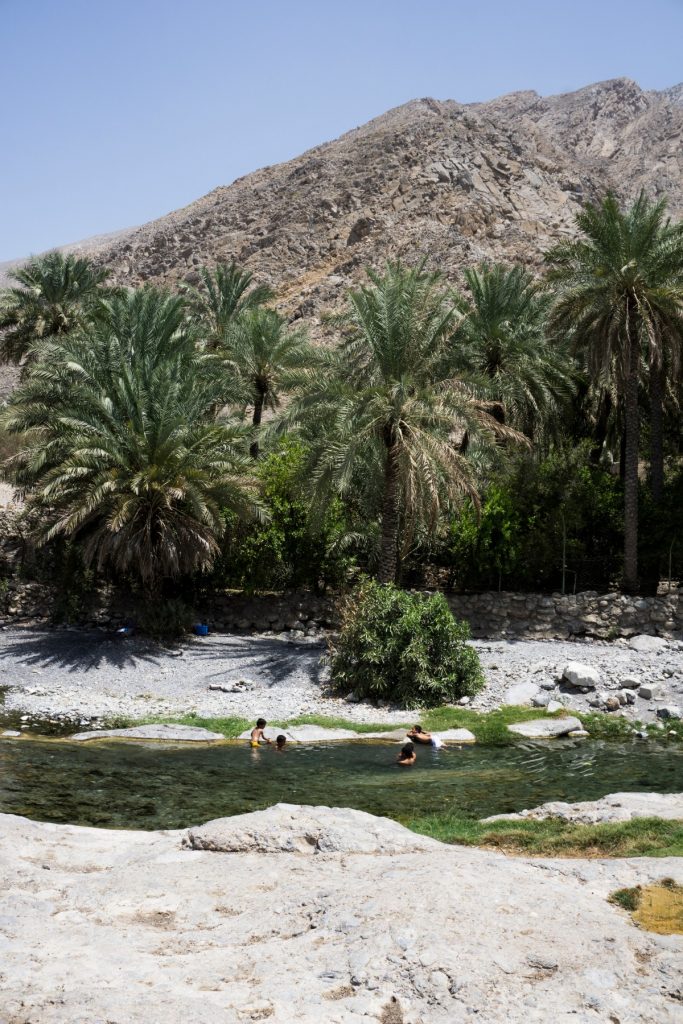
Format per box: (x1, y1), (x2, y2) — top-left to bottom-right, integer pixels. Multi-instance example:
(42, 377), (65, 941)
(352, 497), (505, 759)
(547, 192), (683, 593)
(0, 251), (111, 366)
(454, 264), (575, 438)
(184, 262), (273, 348)
(284, 263), (526, 584)
(222, 308), (317, 457)
(3, 288), (257, 594)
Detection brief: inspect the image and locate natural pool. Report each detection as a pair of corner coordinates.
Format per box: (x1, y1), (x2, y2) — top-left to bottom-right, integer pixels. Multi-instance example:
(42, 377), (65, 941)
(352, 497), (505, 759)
(1, 736), (681, 829)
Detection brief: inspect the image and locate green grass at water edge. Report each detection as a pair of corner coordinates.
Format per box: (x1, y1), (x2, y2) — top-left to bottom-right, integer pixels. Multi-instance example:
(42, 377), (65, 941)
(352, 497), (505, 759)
(273, 714), (409, 733)
(421, 705), (566, 744)
(405, 813), (683, 858)
(103, 706), (683, 745)
(103, 712), (253, 738)
(577, 711), (683, 743)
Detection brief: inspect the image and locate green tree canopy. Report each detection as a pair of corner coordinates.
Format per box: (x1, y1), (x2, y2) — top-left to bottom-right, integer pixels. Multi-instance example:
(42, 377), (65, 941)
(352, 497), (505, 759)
(222, 307), (317, 456)
(184, 262), (273, 349)
(284, 262), (526, 583)
(0, 251), (111, 366)
(3, 288), (258, 592)
(454, 263), (576, 439)
(547, 192), (683, 592)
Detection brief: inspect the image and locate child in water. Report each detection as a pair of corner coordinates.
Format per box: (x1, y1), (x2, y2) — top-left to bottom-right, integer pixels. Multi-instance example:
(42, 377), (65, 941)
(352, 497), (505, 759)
(275, 734), (287, 750)
(250, 718), (272, 747)
(407, 725), (442, 749)
(396, 741), (416, 766)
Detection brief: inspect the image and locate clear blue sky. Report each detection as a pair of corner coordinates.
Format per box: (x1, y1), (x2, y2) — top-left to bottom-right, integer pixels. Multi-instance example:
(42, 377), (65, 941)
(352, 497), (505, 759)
(2, 0), (682, 260)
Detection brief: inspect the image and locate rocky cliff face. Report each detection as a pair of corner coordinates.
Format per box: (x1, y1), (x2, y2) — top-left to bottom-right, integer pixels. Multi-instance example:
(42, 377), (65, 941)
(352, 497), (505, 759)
(92, 78), (683, 328)
(4, 79), (683, 333)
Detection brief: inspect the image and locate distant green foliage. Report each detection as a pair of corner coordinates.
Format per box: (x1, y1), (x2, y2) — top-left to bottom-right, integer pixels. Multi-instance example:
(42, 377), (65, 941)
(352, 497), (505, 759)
(329, 580), (484, 708)
(441, 444), (623, 591)
(214, 439), (353, 592)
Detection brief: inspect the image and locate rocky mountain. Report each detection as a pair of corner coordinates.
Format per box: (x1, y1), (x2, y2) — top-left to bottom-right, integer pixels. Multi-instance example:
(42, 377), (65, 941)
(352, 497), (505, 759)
(3, 78), (683, 334)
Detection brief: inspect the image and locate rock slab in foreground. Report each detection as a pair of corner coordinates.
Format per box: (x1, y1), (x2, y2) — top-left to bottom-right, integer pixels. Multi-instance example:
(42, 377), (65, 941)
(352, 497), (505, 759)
(2, 805), (683, 1023)
(184, 802), (439, 854)
(507, 716), (583, 739)
(484, 791), (683, 824)
(70, 723), (225, 742)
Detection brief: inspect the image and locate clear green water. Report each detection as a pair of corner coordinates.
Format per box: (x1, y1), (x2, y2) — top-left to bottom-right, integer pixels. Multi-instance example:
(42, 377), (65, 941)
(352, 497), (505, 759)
(1, 737), (681, 829)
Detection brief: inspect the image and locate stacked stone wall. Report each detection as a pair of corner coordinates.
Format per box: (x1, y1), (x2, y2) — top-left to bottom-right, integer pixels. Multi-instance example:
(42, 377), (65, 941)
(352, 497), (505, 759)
(1, 578), (681, 640)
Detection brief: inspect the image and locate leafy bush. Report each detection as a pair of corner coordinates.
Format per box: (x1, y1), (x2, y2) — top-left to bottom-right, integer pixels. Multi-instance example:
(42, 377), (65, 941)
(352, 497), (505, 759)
(138, 598), (195, 641)
(213, 439), (353, 593)
(441, 443), (623, 592)
(329, 580), (484, 708)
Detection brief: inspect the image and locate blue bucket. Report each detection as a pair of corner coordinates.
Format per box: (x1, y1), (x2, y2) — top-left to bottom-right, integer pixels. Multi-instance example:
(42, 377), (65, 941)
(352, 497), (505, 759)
(193, 623), (209, 636)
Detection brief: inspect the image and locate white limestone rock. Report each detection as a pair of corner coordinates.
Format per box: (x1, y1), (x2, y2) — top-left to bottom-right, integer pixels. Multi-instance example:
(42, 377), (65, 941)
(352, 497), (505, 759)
(434, 728), (476, 744)
(236, 725), (357, 742)
(70, 723), (225, 743)
(484, 791), (683, 824)
(2, 803), (683, 1023)
(629, 634), (667, 653)
(184, 803), (439, 854)
(561, 662), (602, 690)
(504, 681), (540, 705)
(507, 716), (583, 739)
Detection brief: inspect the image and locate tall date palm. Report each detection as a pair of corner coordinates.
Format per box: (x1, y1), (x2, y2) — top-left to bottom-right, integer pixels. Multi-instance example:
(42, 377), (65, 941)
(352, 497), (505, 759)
(547, 192), (683, 592)
(454, 264), (575, 438)
(222, 308), (317, 457)
(0, 251), (111, 367)
(184, 262), (273, 349)
(3, 289), (257, 593)
(284, 263), (525, 584)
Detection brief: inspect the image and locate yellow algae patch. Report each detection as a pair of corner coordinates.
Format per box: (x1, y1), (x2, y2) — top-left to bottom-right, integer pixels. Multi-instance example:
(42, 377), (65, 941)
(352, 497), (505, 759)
(633, 882), (683, 935)
(610, 880), (683, 935)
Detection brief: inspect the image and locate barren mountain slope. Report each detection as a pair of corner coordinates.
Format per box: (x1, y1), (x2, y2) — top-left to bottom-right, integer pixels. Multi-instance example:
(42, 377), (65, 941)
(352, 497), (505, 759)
(91, 78), (683, 326)
(3, 78), (682, 335)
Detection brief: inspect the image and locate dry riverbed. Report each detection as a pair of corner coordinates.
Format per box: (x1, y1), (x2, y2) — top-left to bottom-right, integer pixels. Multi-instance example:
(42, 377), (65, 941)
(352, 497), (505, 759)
(0, 626), (681, 729)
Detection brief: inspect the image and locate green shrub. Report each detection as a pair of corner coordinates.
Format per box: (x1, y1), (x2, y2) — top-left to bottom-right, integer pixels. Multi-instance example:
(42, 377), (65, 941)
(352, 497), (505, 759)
(212, 439), (354, 593)
(440, 443), (623, 592)
(329, 580), (484, 708)
(138, 598), (195, 641)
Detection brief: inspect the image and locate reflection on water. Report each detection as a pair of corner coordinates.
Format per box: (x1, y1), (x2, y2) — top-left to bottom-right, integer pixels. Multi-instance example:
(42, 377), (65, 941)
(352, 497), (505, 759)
(0, 737), (681, 830)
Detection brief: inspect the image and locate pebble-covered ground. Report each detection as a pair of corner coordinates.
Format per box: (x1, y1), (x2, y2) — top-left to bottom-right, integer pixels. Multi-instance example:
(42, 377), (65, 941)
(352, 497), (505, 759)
(0, 626), (681, 728)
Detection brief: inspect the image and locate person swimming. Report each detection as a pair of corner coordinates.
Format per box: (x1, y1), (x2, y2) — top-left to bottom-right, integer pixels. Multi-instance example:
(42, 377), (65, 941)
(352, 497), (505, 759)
(250, 718), (272, 747)
(275, 734), (287, 750)
(407, 725), (442, 749)
(396, 741), (416, 766)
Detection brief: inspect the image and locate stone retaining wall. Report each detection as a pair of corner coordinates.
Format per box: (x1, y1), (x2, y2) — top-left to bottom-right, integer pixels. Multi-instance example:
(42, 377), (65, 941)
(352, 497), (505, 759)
(445, 590), (683, 639)
(1, 577), (681, 639)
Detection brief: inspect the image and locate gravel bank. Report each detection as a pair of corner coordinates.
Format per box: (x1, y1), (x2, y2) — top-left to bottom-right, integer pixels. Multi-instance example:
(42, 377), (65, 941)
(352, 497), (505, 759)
(0, 626), (681, 728)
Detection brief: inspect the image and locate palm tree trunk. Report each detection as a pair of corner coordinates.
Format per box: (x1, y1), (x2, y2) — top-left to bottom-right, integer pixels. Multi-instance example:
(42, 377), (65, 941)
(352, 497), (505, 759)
(250, 393), (264, 459)
(590, 389), (612, 463)
(377, 443), (401, 584)
(623, 330), (640, 594)
(649, 361), (664, 503)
